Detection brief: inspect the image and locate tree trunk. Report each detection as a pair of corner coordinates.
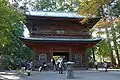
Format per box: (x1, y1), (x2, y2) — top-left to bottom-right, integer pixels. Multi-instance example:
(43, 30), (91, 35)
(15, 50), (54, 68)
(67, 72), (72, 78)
(111, 27), (120, 67)
(115, 49), (120, 67)
(92, 48), (95, 61)
(106, 28), (115, 67)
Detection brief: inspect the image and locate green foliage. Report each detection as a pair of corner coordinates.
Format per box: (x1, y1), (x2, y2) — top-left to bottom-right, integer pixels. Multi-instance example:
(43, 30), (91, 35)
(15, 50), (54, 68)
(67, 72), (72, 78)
(81, 0), (120, 67)
(2, 42), (35, 70)
(0, 0), (36, 69)
(0, 22), (35, 69)
(2, 55), (22, 70)
(97, 39), (110, 57)
(2, 48), (35, 70)
(78, 0), (110, 16)
(18, 0), (81, 12)
(0, 0), (25, 45)
(110, 0), (120, 17)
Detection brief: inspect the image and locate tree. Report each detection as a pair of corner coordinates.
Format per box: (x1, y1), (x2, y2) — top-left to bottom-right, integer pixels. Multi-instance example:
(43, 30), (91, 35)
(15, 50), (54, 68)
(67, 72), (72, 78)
(78, 0), (113, 16)
(0, 0), (25, 46)
(1, 23), (35, 69)
(16, 0), (81, 12)
(0, 0), (35, 69)
(79, 0), (120, 67)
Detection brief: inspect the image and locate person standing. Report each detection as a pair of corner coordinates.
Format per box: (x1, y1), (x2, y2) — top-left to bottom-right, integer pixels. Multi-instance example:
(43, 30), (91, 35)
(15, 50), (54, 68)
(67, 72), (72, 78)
(51, 58), (56, 71)
(94, 60), (98, 70)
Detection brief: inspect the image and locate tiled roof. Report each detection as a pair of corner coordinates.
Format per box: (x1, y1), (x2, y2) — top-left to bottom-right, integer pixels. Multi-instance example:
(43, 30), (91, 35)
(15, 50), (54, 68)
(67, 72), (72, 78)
(26, 11), (100, 18)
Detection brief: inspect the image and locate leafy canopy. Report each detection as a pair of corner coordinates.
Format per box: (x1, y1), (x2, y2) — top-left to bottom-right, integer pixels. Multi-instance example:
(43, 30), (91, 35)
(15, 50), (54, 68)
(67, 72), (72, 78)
(17, 0), (81, 12)
(78, 0), (110, 16)
(0, 0), (25, 46)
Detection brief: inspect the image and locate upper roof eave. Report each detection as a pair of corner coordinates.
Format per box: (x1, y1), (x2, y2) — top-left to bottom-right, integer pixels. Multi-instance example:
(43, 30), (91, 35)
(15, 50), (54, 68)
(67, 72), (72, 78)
(25, 11), (101, 19)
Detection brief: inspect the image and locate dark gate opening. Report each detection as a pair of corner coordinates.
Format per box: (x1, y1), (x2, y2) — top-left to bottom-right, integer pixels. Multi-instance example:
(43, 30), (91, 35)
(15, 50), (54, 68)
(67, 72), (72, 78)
(53, 52), (69, 62)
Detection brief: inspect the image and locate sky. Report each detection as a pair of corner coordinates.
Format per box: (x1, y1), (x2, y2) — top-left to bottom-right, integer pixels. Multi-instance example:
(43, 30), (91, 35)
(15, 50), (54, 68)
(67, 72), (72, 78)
(23, 25), (30, 37)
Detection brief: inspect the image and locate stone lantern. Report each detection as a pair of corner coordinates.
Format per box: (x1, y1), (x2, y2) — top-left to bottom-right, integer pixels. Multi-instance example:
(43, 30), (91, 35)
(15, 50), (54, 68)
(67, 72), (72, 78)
(66, 61), (75, 78)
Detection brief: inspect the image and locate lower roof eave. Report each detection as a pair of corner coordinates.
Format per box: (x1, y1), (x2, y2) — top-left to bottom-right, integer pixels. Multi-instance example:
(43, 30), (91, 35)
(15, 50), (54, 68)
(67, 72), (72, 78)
(19, 37), (102, 43)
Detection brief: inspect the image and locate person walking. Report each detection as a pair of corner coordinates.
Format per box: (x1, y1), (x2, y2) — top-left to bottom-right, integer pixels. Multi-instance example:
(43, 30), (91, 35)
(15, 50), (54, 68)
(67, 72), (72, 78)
(39, 62), (47, 72)
(104, 61), (108, 72)
(58, 58), (64, 74)
(29, 61), (33, 71)
(94, 60), (98, 70)
(43, 62), (47, 71)
(21, 60), (27, 71)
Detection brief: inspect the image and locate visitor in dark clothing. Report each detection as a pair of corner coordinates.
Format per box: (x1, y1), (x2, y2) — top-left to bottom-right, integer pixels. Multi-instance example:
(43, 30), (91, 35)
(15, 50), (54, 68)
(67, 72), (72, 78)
(22, 61), (27, 71)
(40, 62), (47, 72)
(58, 58), (64, 74)
(43, 62), (47, 70)
(51, 58), (56, 71)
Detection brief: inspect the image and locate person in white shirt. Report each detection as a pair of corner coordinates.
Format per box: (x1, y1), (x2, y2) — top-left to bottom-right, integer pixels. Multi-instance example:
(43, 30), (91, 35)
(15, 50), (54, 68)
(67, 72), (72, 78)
(51, 58), (56, 71)
(58, 58), (64, 74)
(104, 61), (108, 72)
(94, 60), (98, 70)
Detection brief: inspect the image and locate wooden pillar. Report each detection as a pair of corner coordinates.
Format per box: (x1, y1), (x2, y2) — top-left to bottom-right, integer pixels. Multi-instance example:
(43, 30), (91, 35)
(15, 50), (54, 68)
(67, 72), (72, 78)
(47, 48), (53, 63)
(71, 53), (75, 62)
(75, 53), (82, 67)
(82, 50), (88, 69)
(69, 48), (72, 61)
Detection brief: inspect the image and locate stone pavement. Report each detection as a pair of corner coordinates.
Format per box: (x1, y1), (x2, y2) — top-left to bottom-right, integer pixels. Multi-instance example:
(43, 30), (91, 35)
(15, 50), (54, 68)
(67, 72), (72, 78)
(20, 71), (120, 80)
(89, 68), (120, 72)
(0, 70), (120, 80)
